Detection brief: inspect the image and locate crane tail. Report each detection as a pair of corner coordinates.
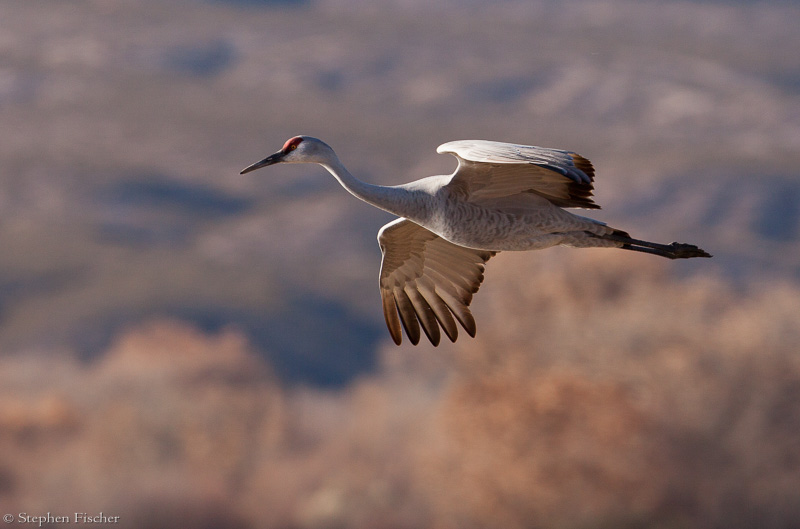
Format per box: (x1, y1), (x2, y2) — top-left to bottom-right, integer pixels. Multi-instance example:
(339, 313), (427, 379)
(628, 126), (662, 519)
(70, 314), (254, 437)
(599, 229), (712, 259)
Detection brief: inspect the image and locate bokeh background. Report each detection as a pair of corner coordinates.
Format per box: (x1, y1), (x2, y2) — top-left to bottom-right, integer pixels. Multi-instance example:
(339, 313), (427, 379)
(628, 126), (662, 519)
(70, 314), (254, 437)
(1, 0), (799, 527)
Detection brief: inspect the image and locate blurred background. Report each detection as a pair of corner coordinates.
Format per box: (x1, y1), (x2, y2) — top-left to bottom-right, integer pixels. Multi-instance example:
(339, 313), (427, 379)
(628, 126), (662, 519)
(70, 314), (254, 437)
(1, 0), (799, 527)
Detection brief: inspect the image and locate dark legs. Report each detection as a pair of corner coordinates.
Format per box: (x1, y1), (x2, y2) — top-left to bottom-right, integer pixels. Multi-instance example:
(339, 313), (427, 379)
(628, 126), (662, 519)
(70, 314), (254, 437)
(599, 230), (712, 259)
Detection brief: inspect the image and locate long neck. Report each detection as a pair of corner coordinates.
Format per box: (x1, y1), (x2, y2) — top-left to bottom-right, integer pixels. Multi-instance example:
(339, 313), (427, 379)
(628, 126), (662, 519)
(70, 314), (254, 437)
(321, 158), (428, 221)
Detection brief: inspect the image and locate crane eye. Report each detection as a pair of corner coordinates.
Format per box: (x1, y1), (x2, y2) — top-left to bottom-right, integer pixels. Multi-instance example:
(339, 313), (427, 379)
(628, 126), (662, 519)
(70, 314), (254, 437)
(290, 144), (297, 150)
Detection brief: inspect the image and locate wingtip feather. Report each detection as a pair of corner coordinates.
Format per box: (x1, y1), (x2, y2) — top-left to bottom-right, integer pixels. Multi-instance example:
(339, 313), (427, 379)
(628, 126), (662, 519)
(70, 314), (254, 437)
(406, 287), (442, 346)
(394, 288), (422, 346)
(381, 290), (403, 345)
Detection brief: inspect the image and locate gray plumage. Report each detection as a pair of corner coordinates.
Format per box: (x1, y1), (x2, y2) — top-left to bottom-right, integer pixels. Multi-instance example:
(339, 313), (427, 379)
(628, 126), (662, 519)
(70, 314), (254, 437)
(241, 136), (710, 346)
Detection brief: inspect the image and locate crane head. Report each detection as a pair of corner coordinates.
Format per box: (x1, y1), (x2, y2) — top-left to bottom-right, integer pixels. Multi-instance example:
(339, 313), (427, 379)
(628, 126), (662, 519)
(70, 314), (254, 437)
(240, 136), (334, 174)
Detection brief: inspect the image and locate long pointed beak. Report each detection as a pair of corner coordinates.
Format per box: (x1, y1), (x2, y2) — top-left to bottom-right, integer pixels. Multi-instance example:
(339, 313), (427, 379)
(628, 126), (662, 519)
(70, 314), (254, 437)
(240, 151), (283, 174)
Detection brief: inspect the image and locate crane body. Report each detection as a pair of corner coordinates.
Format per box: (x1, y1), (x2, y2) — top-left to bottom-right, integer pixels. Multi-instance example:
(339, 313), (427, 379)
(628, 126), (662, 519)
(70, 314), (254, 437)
(242, 136), (710, 346)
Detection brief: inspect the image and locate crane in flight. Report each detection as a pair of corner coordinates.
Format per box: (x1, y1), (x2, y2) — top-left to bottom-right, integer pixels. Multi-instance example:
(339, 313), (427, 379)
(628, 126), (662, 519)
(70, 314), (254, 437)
(241, 136), (711, 346)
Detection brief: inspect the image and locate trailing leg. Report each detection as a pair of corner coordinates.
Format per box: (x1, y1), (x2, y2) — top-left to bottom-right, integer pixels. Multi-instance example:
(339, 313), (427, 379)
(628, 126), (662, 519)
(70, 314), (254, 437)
(596, 229), (712, 259)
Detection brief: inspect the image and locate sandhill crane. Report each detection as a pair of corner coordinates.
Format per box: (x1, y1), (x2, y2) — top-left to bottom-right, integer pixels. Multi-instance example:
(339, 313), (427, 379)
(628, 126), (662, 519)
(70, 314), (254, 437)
(241, 136), (710, 346)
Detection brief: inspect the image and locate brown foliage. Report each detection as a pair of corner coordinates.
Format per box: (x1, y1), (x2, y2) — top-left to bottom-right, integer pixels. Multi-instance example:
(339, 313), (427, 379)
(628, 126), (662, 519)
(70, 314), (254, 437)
(0, 321), (285, 524)
(421, 372), (659, 529)
(2, 254), (799, 529)
(422, 251), (800, 529)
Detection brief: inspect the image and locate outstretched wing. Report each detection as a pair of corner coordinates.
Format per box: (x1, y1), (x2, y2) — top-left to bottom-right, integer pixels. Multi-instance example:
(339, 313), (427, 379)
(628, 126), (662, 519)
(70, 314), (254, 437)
(437, 139), (599, 209)
(378, 218), (496, 346)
